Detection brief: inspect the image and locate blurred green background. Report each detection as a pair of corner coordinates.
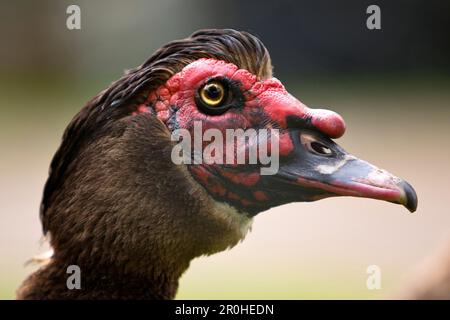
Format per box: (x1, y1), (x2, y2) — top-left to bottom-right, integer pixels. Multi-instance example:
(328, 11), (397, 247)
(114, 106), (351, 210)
(1, 0), (449, 299)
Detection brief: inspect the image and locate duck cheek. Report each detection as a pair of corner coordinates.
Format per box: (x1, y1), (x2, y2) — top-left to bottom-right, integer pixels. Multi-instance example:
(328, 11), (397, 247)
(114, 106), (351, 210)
(187, 160), (277, 212)
(188, 165), (228, 198)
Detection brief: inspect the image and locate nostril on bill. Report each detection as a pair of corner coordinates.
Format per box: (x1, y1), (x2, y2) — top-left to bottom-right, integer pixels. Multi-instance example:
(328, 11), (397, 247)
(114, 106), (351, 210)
(310, 141), (332, 155)
(300, 132), (334, 157)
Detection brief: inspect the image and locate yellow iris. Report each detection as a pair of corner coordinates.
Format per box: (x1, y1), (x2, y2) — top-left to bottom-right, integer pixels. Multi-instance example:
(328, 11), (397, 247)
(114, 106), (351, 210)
(200, 81), (225, 106)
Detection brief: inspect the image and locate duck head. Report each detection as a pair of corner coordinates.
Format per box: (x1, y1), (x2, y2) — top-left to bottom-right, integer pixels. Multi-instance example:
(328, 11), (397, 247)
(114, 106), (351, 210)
(141, 57), (417, 216)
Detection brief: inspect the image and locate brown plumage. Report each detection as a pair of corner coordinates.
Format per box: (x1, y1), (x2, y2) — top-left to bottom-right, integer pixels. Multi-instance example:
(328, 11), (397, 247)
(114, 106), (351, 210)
(18, 29), (268, 299)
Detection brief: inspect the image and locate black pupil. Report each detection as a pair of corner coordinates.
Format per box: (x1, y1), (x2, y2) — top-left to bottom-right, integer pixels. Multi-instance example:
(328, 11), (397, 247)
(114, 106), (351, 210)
(205, 84), (221, 100)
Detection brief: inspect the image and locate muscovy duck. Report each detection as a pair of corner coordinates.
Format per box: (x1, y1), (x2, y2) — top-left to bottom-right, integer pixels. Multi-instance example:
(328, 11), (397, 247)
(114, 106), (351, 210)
(17, 29), (417, 299)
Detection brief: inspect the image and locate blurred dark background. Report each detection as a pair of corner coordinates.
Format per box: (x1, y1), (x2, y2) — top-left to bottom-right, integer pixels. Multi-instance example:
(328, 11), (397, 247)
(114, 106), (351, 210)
(1, 0), (449, 77)
(220, 0), (450, 75)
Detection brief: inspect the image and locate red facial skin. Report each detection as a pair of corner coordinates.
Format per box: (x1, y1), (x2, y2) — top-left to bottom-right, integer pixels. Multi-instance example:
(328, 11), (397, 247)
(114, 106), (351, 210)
(134, 58), (346, 212)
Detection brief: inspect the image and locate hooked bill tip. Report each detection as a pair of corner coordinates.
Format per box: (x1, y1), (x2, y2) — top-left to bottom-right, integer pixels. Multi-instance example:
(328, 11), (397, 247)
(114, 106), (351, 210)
(398, 180), (418, 213)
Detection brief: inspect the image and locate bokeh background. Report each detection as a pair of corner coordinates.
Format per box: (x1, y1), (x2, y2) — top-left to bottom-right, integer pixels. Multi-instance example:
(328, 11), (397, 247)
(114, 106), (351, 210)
(1, 0), (449, 299)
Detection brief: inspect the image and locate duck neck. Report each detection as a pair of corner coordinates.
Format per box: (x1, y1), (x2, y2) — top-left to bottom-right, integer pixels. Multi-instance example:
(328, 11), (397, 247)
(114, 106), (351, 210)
(28, 251), (188, 299)
(19, 115), (252, 299)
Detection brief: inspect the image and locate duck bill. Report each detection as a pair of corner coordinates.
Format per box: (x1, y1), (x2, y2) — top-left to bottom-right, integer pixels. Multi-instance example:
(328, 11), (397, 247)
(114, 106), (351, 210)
(275, 130), (418, 213)
(299, 157), (417, 212)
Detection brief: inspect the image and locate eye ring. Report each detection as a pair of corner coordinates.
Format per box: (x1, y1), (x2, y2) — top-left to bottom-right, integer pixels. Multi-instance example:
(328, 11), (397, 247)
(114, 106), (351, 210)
(199, 81), (226, 107)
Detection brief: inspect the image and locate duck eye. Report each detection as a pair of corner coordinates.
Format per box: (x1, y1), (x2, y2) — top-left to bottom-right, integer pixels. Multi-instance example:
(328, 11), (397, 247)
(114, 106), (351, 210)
(200, 81), (226, 107)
